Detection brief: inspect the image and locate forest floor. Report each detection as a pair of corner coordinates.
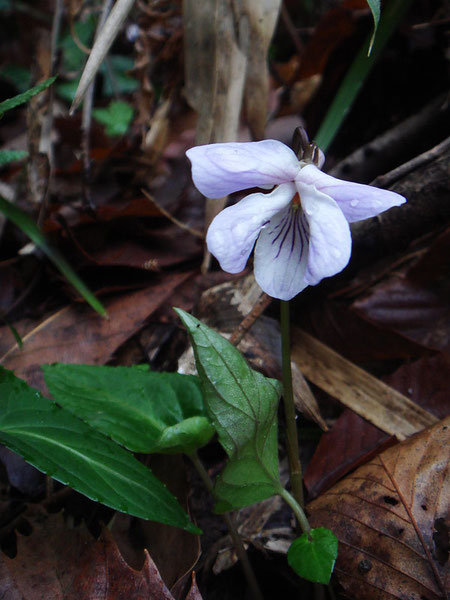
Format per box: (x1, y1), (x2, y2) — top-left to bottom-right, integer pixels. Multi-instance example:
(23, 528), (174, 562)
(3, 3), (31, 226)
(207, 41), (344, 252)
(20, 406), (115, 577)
(0, 1), (448, 599)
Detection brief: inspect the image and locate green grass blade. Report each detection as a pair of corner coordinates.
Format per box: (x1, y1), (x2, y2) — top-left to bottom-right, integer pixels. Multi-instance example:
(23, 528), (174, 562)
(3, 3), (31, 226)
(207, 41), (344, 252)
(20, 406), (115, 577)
(0, 318), (23, 348)
(314, 0), (414, 153)
(0, 196), (107, 317)
(0, 76), (57, 116)
(366, 0), (380, 54)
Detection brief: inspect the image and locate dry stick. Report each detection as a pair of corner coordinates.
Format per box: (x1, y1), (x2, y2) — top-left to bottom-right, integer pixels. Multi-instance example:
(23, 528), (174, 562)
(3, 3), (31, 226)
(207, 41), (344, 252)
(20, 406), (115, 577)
(229, 292), (273, 346)
(189, 451), (264, 600)
(70, 0), (136, 113)
(370, 135), (450, 189)
(81, 0), (115, 209)
(141, 189), (204, 238)
(329, 93), (449, 183)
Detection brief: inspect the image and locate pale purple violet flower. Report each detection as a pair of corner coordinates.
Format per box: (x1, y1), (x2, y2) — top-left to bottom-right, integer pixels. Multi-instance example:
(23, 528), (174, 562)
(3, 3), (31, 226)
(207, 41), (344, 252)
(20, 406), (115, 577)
(186, 139), (406, 300)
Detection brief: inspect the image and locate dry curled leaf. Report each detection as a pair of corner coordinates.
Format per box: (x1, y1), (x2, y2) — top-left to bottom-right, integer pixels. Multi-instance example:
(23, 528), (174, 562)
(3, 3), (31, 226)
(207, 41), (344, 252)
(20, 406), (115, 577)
(308, 417), (449, 600)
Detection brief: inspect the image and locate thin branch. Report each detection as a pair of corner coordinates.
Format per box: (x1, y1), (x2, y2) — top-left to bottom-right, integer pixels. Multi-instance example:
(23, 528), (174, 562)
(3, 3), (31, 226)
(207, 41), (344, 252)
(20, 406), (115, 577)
(229, 292), (272, 346)
(370, 135), (450, 189)
(141, 188), (204, 238)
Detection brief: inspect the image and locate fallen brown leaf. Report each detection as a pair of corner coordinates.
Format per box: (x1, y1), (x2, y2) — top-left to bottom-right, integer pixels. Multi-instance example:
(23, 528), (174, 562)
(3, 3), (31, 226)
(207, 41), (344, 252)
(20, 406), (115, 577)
(304, 409), (393, 500)
(308, 417), (449, 600)
(352, 268), (450, 355)
(0, 272), (192, 392)
(384, 353), (450, 420)
(112, 455), (201, 592)
(0, 508), (203, 600)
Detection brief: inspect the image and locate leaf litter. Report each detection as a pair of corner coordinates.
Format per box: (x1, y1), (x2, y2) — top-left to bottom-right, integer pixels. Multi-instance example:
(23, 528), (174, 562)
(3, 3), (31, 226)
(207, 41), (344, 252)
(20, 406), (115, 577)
(307, 417), (449, 600)
(0, 506), (203, 600)
(0, 0), (449, 598)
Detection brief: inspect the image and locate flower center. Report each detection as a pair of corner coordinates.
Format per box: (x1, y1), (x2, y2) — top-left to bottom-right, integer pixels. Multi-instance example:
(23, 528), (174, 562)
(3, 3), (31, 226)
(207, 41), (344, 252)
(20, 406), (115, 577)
(292, 193), (302, 210)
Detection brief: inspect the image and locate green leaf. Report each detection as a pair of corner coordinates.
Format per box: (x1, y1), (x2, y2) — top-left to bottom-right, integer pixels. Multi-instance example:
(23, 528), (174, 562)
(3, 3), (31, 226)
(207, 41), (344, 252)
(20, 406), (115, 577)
(366, 0), (380, 54)
(0, 196), (107, 317)
(43, 363), (215, 455)
(287, 527), (338, 584)
(102, 56), (139, 96)
(93, 100), (134, 137)
(175, 309), (283, 512)
(314, 0), (413, 152)
(0, 367), (200, 534)
(0, 150), (27, 167)
(0, 76), (57, 117)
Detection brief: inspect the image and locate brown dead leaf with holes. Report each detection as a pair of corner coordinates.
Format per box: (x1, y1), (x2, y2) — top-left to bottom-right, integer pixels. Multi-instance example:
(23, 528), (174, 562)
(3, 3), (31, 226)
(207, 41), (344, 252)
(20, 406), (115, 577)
(307, 417), (449, 600)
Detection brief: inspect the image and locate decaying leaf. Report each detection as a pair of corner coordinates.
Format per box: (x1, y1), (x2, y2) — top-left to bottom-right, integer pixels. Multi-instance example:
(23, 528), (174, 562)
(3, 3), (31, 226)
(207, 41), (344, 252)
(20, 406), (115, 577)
(304, 409), (393, 500)
(308, 417), (450, 600)
(0, 272), (192, 392)
(352, 227), (450, 354)
(0, 508), (203, 600)
(112, 454), (201, 591)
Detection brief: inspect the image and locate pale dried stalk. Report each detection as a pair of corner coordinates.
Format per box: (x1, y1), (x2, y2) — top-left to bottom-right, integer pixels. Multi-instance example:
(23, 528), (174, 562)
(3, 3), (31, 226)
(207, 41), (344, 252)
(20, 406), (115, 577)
(291, 328), (437, 440)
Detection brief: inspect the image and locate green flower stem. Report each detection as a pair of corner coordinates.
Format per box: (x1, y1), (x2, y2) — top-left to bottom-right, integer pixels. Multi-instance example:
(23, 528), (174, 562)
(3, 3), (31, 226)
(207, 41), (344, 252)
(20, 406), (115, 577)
(188, 451), (264, 600)
(280, 300), (304, 508)
(279, 487), (311, 534)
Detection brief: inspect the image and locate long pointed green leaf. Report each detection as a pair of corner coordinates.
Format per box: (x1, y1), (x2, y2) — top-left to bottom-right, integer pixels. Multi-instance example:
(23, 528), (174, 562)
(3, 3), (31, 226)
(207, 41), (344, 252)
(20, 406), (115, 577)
(0, 76), (56, 116)
(366, 0), (380, 54)
(314, 0), (413, 152)
(175, 309), (283, 512)
(43, 363), (214, 454)
(0, 197), (107, 317)
(0, 366), (200, 534)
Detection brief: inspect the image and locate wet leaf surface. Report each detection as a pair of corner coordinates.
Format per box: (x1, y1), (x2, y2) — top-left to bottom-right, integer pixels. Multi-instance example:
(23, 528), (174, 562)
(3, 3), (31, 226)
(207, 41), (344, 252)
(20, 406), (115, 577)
(43, 364), (214, 454)
(176, 309), (283, 512)
(0, 367), (198, 532)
